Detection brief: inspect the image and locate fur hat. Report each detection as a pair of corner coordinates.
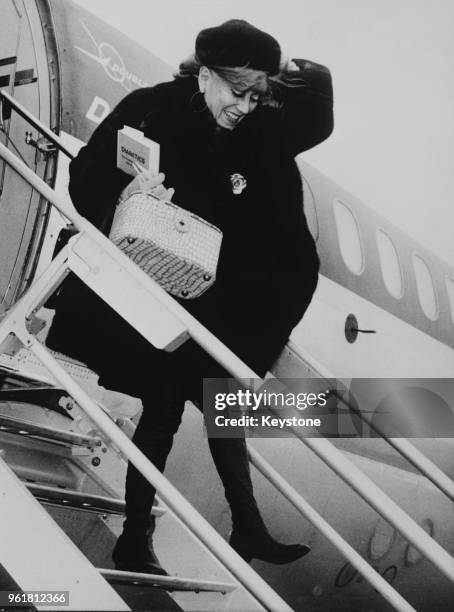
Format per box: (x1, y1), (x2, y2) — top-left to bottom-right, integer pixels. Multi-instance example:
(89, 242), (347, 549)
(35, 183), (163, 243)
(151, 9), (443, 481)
(195, 19), (281, 75)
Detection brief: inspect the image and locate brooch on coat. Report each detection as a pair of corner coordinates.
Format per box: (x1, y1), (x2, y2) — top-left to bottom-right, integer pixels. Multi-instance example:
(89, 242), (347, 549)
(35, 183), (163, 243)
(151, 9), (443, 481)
(230, 173), (247, 195)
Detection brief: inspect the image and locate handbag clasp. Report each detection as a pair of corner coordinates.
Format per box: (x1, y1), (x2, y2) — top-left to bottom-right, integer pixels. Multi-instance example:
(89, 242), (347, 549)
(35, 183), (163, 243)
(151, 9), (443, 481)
(174, 211), (191, 233)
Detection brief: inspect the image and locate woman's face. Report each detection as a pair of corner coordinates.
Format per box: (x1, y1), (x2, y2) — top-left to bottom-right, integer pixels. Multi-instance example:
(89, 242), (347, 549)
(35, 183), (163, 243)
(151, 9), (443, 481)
(199, 68), (267, 130)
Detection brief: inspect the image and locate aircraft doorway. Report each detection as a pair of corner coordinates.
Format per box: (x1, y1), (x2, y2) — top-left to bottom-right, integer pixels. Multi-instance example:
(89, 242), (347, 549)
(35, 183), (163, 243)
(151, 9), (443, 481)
(0, 0), (55, 312)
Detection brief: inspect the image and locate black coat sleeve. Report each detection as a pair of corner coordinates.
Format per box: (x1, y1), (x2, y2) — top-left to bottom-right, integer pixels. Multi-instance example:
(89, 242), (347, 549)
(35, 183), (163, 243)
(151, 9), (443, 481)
(274, 59), (334, 157)
(68, 87), (157, 230)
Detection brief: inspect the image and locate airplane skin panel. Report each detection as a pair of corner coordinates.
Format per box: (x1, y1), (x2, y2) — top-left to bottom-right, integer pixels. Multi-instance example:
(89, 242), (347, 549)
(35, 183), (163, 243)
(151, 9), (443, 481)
(292, 275), (454, 378)
(299, 160), (454, 351)
(46, 0), (173, 144)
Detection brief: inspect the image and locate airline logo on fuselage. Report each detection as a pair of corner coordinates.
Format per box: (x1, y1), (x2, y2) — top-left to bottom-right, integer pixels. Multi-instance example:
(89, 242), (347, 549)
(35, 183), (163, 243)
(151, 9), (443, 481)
(74, 20), (149, 92)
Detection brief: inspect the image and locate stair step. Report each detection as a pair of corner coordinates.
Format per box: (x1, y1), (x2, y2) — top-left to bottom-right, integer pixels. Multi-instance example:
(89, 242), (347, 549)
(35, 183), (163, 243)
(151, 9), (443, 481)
(0, 414), (101, 448)
(0, 386), (69, 414)
(25, 483), (166, 517)
(108, 580), (183, 611)
(100, 568), (236, 594)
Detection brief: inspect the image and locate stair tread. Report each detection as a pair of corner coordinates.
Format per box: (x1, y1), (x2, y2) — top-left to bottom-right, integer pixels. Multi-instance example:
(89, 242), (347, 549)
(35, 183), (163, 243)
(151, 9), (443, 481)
(110, 581), (183, 611)
(99, 568), (236, 593)
(26, 482), (166, 516)
(0, 414), (101, 447)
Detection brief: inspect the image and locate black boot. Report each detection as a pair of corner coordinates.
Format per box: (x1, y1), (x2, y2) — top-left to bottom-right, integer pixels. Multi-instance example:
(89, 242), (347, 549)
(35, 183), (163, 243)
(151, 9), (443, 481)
(229, 528), (310, 565)
(207, 436), (310, 565)
(112, 518), (168, 576)
(111, 391), (181, 577)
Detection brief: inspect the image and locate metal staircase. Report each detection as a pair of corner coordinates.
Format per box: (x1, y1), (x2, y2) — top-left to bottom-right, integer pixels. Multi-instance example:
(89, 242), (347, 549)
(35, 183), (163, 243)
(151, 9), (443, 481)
(0, 366), (253, 612)
(0, 453), (239, 612)
(0, 351), (249, 611)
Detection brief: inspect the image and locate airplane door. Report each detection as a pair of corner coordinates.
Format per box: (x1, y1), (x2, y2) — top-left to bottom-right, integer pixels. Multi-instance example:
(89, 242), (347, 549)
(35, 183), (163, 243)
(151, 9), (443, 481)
(0, 0), (54, 312)
(0, 0), (21, 197)
(0, 0), (20, 97)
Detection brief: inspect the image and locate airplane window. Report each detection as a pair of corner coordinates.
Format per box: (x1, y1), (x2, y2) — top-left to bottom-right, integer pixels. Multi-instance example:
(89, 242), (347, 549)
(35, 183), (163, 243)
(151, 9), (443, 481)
(446, 277), (454, 325)
(333, 199), (364, 274)
(413, 254), (438, 320)
(376, 230), (403, 298)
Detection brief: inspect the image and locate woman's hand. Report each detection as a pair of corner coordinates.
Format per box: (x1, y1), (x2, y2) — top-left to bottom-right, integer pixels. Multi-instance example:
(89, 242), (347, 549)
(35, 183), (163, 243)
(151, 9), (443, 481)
(281, 57), (299, 72)
(131, 162), (175, 200)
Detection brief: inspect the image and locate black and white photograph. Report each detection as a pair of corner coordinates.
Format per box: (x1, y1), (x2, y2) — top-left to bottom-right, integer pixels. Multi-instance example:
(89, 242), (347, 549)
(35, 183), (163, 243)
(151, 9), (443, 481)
(0, 1), (453, 610)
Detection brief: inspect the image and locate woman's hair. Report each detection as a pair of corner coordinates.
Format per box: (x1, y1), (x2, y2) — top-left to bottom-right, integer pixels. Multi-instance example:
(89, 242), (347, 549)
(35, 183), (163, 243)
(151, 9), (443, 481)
(176, 54), (310, 107)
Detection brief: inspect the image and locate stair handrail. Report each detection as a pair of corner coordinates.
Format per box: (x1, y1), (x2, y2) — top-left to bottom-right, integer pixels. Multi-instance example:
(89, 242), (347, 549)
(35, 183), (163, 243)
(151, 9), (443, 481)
(2, 140), (454, 610)
(246, 445), (415, 611)
(0, 89), (74, 160)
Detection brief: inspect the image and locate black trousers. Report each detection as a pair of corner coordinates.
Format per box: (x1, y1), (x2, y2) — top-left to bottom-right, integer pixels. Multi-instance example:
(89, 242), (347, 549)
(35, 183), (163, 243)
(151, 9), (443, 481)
(46, 306), (264, 537)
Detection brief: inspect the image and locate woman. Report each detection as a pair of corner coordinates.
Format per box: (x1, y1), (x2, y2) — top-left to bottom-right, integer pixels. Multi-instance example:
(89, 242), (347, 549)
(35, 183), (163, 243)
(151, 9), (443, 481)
(46, 19), (333, 574)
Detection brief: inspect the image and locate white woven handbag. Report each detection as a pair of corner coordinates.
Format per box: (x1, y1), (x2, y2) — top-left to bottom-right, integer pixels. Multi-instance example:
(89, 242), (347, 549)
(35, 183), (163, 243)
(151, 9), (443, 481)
(109, 191), (223, 299)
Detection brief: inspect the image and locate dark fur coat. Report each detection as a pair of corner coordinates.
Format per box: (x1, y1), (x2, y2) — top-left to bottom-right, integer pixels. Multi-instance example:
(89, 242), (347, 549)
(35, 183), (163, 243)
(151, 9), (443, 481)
(48, 61), (333, 377)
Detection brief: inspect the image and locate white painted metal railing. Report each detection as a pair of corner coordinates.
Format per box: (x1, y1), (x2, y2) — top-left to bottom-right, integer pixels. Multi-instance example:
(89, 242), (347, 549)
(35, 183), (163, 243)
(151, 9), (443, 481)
(246, 446), (416, 612)
(0, 89), (74, 159)
(2, 134), (454, 611)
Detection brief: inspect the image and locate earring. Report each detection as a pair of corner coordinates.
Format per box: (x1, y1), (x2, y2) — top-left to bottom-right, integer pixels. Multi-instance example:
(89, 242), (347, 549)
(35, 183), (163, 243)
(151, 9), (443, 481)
(190, 90), (207, 113)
